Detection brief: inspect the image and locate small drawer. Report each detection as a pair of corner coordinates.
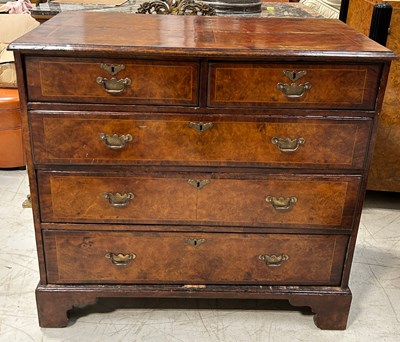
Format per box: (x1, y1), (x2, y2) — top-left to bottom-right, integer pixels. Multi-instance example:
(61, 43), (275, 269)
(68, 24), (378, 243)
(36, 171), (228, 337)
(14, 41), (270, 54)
(25, 57), (199, 106)
(43, 230), (349, 285)
(38, 172), (361, 230)
(31, 113), (372, 170)
(208, 62), (381, 110)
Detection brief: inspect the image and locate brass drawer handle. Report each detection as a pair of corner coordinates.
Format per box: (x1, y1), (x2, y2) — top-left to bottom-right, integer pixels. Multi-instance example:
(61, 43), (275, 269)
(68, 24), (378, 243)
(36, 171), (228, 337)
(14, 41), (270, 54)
(277, 82), (311, 98)
(104, 192), (134, 207)
(105, 252), (136, 266)
(96, 76), (131, 94)
(277, 70), (311, 98)
(271, 137), (305, 152)
(99, 133), (132, 150)
(188, 179), (210, 190)
(259, 254), (289, 267)
(188, 122), (213, 133)
(266, 196), (297, 211)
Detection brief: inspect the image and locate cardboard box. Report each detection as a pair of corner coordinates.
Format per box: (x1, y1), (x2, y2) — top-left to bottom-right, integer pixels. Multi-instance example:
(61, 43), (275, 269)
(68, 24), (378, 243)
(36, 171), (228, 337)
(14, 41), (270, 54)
(0, 14), (39, 87)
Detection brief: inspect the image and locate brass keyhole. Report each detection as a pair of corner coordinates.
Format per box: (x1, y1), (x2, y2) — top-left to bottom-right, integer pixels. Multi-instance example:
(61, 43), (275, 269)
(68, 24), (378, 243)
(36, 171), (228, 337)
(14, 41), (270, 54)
(100, 63), (126, 76)
(185, 238), (206, 247)
(283, 70), (307, 82)
(188, 179), (209, 190)
(188, 122), (213, 133)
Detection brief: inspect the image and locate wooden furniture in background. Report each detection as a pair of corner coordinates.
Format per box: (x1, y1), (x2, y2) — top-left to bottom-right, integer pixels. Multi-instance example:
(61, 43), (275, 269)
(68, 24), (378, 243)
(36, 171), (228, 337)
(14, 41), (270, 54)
(346, 0), (400, 192)
(10, 12), (394, 329)
(0, 88), (25, 168)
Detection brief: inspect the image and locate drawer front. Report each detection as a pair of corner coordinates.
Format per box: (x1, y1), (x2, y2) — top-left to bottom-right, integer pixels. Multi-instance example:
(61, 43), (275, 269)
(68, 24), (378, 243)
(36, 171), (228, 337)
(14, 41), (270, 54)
(43, 230), (348, 285)
(25, 57), (199, 105)
(31, 113), (372, 170)
(38, 172), (361, 230)
(208, 63), (380, 109)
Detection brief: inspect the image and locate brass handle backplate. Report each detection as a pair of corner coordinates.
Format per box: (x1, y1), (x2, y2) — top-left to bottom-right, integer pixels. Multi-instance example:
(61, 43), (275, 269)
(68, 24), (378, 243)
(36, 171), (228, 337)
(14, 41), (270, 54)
(277, 70), (311, 98)
(259, 254), (289, 267)
(188, 122), (213, 133)
(105, 252), (136, 266)
(104, 192), (134, 207)
(96, 76), (131, 94)
(271, 137), (305, 152)
(99, 133), (132, 150)
(266, 196), (297, 211)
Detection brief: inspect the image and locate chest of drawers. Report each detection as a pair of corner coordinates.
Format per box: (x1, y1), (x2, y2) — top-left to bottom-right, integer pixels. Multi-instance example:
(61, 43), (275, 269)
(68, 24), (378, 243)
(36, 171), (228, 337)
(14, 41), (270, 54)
(10, 13), (395, 329)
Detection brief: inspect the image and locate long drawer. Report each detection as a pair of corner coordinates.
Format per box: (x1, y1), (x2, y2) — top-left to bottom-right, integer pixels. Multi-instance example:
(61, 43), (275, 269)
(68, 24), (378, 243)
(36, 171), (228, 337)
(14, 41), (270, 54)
(25, 57), (199, 106)
(38, 172), (361, 230)
(208, 62), (381, 110)
(31, 113), (372, 169)
(43, 230), (349, 285)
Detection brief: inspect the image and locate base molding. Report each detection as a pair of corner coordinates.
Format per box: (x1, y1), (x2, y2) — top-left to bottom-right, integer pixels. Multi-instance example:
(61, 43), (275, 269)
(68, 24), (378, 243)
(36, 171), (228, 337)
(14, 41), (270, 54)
(35, 284), (352, 329)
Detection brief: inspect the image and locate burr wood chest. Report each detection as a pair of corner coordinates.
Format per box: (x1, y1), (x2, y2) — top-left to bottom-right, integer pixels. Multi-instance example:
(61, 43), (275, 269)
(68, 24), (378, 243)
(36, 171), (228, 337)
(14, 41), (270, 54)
(9, 12), (395, 329)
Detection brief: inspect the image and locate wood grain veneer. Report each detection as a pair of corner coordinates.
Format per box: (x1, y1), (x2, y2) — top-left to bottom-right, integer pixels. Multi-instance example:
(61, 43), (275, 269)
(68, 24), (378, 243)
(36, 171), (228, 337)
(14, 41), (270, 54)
(30, 113), (372, 169)
(43, 231), (348, 285)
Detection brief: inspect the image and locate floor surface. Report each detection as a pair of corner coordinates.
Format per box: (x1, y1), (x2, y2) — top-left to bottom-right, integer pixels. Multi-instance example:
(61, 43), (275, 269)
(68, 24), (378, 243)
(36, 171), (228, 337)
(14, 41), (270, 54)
(0, 169), (399, 341)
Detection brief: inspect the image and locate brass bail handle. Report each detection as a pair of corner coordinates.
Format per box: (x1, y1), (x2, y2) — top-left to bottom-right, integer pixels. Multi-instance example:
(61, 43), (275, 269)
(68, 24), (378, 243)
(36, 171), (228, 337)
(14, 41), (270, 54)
(277, 82), (311, 98)
(259, 254), (289, 267)
(104, 192), (135, 207)
(99, 133), (132, 150)
(271, 137), (305, 152)
(266, 196), (297, 211)
(105, 252), (136, 266)
(97, 77), (131, 94)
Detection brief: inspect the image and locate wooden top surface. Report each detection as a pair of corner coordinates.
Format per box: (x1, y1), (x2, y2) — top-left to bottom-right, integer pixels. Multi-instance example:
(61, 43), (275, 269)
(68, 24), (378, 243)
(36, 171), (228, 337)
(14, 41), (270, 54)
(9, 12), (395, 60)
